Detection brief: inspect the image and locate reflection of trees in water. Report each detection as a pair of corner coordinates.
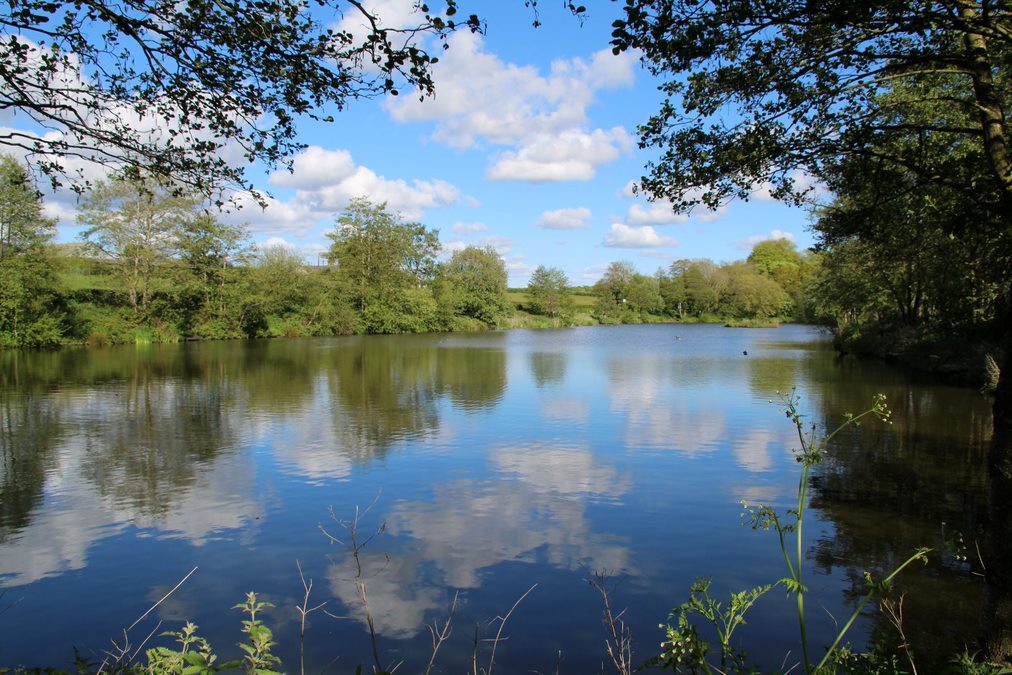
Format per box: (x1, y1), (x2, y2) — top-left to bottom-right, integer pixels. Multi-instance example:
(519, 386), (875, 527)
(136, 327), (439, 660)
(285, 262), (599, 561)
(78, 376), (242, 518)
(326, 337), (441, 460)
(746, 356), (799, 398)
(324, 336), (508, 460)
(0, 369), (262, 586)
(528, 351), (567, 388)
(435, 347), (506, 412)
(805, 361), (991, 669)
(0, 390), (62, 538)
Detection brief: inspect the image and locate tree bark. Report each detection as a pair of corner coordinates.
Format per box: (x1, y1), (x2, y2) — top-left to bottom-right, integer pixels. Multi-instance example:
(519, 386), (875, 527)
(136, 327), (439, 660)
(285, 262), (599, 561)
(959, 6), (1012, 662)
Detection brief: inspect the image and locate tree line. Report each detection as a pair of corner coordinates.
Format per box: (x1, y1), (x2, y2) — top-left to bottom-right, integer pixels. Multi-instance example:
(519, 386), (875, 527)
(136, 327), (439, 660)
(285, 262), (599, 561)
(2, 156), (840, 349)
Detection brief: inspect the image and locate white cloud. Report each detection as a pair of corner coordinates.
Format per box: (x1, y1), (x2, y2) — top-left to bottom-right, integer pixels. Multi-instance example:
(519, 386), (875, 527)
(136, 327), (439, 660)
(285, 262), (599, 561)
(452, 221), (488, 235)
(620, 180), (730, 224)
(626, 202), (688, 226)
(752, 170), (828, 202)
(258, 236), (296, 250)
(439, 239), (467, 258)
(620, 180), (640, 198)
(253, 145), (461, 229)
(537, 207), (592, 230)
(334, 0), (425, 43)
(310, 166), (460, 220)
(581, 263), (610, 281)
(505, 255), (533, 284)
(386, 32), (637, 181)
(476, 235), (513, 255)
(735, 229), (798, 250)
(220, 191), (321, 236)
(269, 147), (356, 190)
(602, 223), (678, 249)
(487, 127), (632, 182)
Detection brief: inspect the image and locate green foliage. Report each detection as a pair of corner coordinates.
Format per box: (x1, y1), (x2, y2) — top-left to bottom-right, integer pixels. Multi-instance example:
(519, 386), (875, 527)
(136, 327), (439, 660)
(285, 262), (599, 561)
(145, 622), (229, 674)
(593, 261), (664, 321)
(138, 593), (280, 674)
(721, 263), (790, 320)
(526, 265), (574, 318)
(610, 2), (1012, 218)
(661, 253), (808, 323)
(434, 245), (511, 327)
(0, 155), (55, 258)
(78, 174), (199, 315)
(0, 156), (69, 348)
(650, 393), (932, 673)
(234, 592), (281, 674)
(1, 0), (483, 195)
(652, 578), (773, 673)
(328, 198), (440, 333)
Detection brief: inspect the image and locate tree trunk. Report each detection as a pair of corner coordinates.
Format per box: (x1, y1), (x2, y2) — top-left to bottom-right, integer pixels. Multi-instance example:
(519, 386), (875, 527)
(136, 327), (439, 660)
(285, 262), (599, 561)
(982, 290), (1012, 663)
(959, 10), (1012, 661)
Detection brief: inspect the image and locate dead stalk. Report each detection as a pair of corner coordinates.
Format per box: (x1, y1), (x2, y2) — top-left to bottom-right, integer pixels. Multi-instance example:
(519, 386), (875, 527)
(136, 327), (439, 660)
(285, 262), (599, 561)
(589, 572), (633, 675)
(486, 584), (537, 675)
(295, 559), (327, 675)
(882, 594), (918, 675)
(424, 592), (459, 675)
(97, 566), (198, 673)
(320, 496), (389, 674)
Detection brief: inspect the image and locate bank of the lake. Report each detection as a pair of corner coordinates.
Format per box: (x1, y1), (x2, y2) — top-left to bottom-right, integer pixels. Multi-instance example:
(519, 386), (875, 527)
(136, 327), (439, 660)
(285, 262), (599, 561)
(0, 325), (992, 672)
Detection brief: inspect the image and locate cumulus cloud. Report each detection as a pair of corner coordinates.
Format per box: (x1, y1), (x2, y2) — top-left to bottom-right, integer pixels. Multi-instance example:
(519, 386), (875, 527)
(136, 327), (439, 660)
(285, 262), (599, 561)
(602, 223), (678, 249)
(581, 263), (611, 282)
(751, 170), (828, 202)
(620, 179), (730, 224)
(269, 147), (356, 190)
(537, 207), (592, 230)
(334, 0), (425, 43)
(258, 236), (296, 250)
(386, 32), (637, 181)
(504, 255), (533, 283)
(242, 145), (463, 231)
(452, 222), (488, 235)
(475, 235), (514, 255)
(735, 229), (797, 250)
(626, 202), (688, 226)
(487, 127), (633, 182)
(439, 239), (467, 258)
(219, 191), (321, 236)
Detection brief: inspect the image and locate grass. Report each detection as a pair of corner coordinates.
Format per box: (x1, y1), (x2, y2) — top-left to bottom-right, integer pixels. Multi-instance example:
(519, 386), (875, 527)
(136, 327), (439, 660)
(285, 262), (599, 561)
(724, 317), (781, 328)
(507, 290), (597, 310)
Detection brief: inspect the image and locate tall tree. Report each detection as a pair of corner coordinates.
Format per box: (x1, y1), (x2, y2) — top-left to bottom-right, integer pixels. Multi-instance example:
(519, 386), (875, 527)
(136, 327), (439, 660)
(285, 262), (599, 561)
(434, 245), (511, 326)
(0, 155), (65, 346)
(527, 265), (573, 318)
(78, 174), (199, 314)
(613, 3), (1012, 657)
(0, 155), (54, 259)
(327, 198), (440, 333)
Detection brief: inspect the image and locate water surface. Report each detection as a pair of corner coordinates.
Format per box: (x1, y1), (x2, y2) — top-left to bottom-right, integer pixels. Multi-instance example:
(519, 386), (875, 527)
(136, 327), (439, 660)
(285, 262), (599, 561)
(0, 325), (991, 671)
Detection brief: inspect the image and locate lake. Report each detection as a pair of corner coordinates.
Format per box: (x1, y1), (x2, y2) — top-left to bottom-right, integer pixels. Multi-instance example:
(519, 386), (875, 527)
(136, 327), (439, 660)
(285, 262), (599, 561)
(0, 324), (992, 672)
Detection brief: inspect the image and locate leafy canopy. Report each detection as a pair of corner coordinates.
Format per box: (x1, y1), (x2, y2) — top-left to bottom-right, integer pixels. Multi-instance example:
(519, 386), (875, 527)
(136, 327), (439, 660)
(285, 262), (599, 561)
(611, 1), (1012, 214)
(1, 0), (484, 195)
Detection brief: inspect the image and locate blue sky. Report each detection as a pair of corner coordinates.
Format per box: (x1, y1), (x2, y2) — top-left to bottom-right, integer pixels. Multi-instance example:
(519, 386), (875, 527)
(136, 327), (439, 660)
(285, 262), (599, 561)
(30, 1), (817, 286)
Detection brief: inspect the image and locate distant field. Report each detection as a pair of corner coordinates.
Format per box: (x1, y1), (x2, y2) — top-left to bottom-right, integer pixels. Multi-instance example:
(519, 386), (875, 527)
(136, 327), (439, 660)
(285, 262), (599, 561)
(57, 258), (174, 293)
(508, 291), (596, 309)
